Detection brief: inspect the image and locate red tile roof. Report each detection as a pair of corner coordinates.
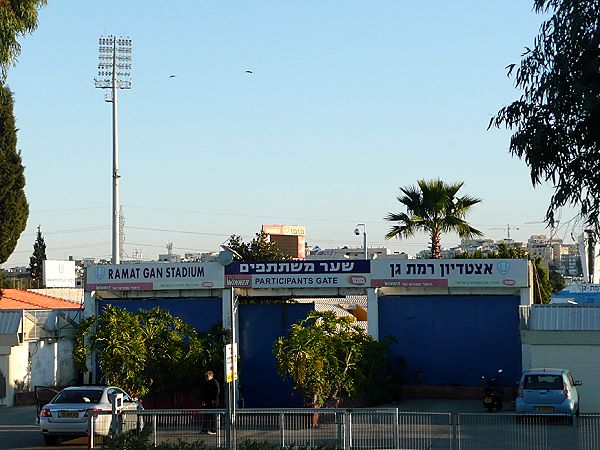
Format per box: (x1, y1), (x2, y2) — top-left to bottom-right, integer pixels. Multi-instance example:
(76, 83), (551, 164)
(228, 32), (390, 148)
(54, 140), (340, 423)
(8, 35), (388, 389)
(0, 289), (82, 310)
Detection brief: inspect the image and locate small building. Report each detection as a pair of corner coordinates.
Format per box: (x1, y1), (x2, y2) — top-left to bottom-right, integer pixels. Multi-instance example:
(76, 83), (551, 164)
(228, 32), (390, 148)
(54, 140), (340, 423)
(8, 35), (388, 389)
(520, 304), (600, 412)
(0, 290), (82, 406)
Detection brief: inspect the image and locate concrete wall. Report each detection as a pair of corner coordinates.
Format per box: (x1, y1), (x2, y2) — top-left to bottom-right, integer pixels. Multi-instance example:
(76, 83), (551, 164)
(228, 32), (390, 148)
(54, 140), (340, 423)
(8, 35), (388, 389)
(522, 330), (600, 413)
(0, 337), (78, 407)
(0, 348), (9, 406)
(0, 343), (29, 407)
(29, 339), (77, 388)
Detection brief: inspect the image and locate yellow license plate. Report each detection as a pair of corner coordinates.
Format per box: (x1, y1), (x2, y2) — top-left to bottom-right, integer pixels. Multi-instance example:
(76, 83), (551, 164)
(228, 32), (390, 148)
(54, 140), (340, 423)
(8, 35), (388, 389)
(535, 406), (555, 412)
(59, 411), (79, 418)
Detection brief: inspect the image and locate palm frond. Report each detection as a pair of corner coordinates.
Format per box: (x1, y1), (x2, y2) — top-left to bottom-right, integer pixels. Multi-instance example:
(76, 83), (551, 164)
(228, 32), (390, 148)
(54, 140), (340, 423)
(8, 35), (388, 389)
(385, 178), (482, 253)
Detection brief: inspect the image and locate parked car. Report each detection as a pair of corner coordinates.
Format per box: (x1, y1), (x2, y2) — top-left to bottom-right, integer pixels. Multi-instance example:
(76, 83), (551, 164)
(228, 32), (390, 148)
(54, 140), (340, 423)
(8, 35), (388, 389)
(516, 368), (581, 418)
(39, 385), (143, 445)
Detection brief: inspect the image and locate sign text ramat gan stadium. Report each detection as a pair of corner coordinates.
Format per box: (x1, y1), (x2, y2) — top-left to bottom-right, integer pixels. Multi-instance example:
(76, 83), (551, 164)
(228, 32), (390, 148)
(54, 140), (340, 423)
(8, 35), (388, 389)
(108, 266), (205, 280)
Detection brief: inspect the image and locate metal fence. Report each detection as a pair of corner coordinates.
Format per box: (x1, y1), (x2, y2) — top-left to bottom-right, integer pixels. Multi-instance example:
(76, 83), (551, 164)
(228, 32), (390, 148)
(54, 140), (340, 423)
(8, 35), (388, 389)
(89, 409), (600, 450)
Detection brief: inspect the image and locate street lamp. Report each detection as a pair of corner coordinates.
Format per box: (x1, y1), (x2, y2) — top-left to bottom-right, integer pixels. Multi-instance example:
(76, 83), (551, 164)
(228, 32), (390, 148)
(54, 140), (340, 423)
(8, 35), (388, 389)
(95, 35), (132, 264)
(217, 245), (241, 450)
(354, 223), (367, 260)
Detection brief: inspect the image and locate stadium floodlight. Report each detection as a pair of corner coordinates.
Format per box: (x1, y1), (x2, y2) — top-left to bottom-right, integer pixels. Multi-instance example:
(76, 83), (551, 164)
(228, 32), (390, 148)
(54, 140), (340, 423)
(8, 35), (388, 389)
(94, 35), (132, 264)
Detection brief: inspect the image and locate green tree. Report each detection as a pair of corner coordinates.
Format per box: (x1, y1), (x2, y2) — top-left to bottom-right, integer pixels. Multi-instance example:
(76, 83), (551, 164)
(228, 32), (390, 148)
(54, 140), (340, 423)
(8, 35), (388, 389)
(136, 309), (225, 395)
(228, 231), (292, 261)
(549, 270), (566, 292)
(28, 225), (46, 283)
(385, 179), (483, 259)
(489, 0), (600, 230)
(73, 306), (225, 399)
(0, 86), (28, 265)
(74, 305), (148, 398)
(274, 311), (377, 407)
(0, 0), (47, 81)
(0, 0), (46, 270)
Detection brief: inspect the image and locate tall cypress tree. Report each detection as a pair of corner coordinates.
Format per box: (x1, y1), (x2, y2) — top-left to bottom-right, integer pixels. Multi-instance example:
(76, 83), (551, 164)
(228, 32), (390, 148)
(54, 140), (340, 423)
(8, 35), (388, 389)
(0, 85), (29, 264)
(28, 225), (46, 283)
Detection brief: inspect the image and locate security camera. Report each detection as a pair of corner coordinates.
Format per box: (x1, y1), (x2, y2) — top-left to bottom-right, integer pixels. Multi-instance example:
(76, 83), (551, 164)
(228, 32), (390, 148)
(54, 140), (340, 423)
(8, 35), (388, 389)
(354, 228), (360, 235)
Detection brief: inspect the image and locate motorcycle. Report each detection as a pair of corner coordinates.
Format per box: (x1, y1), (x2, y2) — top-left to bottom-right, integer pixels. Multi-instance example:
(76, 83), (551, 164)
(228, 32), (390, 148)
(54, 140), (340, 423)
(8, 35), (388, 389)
(482, 369), (504, 412)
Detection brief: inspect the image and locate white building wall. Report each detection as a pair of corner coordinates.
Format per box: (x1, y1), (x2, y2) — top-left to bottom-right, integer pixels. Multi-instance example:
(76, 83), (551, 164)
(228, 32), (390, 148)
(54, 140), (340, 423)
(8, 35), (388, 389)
(0, 339), (78, 407)
(30, 339), (77, 388)
(57, 339), (77, 385)
(30, 340), (55, 387)
(3, 343), (29, 407)
(521, 331), (600, 413)
(0, 348), (9, 406)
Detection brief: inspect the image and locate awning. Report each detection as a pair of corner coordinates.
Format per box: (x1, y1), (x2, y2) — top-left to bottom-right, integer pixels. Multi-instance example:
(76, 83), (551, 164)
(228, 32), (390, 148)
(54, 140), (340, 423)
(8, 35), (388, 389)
(0, 311), (22, 347)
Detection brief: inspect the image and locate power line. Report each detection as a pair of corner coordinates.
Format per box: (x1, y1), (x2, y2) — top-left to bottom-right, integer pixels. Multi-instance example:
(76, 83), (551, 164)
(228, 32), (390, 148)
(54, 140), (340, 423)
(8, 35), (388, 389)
(125, 226), (234, 237)
(122, 204), (381, 225)
(17, 226), (110, 237)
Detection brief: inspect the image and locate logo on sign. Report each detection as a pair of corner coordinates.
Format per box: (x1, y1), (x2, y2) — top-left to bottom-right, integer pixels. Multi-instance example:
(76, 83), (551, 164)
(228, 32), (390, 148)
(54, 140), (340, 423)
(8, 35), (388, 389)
(497, 261), (510, 275)
(349, 276), (367, 286)
(94, 267), (106, 280)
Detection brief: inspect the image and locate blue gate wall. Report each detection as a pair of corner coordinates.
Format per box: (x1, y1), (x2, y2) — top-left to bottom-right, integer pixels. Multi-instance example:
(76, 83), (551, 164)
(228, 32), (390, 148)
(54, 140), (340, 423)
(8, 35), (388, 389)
(238, 302), (313, 408)
(97, 297), (222, 333)
(379, 295), (521, 387)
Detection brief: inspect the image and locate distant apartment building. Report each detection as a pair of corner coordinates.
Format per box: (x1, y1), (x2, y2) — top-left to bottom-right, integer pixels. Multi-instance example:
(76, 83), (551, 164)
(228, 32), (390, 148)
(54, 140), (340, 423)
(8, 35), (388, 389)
(453, 238), (525, 258)
(0, 266), (28, 278)
(459, 238), (498, 255)
(158, 253), (181, 262)
(306, 246), (411, 260)
(525, 235), (582, 275)
(527, 235), (554, 270)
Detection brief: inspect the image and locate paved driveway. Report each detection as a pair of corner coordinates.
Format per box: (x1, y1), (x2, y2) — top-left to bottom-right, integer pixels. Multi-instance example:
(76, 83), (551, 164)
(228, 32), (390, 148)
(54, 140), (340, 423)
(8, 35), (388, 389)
(394, 398), (516, 413)
(0, 406), (87, 450)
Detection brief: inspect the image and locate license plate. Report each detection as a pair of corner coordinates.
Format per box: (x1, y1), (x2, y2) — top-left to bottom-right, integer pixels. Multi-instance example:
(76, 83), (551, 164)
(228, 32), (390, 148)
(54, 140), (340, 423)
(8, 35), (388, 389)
(59, 411), (79, 418)
(535, 406), (555, 412)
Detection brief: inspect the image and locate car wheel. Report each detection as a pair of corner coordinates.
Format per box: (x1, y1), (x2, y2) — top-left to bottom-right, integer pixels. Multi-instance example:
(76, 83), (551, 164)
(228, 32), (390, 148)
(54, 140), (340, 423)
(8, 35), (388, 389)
(43, 435), (58, 446)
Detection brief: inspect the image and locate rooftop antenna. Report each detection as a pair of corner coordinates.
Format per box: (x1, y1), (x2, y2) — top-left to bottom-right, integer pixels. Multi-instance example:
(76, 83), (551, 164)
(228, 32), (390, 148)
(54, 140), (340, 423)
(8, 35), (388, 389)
(95, 35), (132, 264)
(166, 241), (173, 256)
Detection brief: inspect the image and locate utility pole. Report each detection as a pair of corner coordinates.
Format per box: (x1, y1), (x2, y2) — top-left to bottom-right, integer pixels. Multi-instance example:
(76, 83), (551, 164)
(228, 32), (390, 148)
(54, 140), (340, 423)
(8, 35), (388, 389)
(95, 35), (132, 264)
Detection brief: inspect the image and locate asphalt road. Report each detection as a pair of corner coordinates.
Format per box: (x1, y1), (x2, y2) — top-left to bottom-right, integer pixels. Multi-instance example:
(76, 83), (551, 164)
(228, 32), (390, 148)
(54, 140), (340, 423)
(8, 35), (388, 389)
(0, 406), (87, 450)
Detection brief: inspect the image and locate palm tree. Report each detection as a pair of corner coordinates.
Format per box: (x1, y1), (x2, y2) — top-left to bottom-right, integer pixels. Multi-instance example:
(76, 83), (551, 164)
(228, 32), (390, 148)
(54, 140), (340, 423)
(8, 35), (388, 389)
(385, 179), (483, 259)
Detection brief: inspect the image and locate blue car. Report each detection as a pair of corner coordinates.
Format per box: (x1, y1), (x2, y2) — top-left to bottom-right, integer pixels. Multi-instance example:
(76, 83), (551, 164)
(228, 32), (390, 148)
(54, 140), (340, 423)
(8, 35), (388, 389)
(516, 368), (581, 417)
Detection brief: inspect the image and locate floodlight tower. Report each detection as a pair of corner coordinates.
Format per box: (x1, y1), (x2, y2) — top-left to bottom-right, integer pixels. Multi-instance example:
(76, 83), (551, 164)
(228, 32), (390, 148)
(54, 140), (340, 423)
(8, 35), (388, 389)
(95, 35), (132, 264)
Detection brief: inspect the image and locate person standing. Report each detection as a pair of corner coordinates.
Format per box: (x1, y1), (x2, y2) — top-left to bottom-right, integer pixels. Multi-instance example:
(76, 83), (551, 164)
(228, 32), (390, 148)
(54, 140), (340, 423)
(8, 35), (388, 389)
(203, 371), (220, 434)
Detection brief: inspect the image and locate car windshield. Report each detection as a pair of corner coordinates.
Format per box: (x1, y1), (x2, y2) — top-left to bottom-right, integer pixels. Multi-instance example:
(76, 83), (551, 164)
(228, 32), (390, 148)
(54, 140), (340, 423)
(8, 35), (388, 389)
(54, 389), (103, 404)
(524, 375), (564, 390)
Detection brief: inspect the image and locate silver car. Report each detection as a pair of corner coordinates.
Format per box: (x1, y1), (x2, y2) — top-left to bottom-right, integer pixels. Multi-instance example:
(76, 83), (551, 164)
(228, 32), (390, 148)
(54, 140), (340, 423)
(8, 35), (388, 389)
(516, 368), (581, 418)
(39, 385), (143, 445)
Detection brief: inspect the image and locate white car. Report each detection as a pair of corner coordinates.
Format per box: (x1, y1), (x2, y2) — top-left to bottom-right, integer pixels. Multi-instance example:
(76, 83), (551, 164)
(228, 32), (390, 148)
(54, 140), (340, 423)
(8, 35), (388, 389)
(39, 385), (143, 446)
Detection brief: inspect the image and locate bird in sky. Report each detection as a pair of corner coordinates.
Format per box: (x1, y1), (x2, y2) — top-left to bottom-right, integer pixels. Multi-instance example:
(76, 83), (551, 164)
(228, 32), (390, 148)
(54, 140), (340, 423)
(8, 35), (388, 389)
(169, 74), (176, 78)
(245, 70), (253, 74)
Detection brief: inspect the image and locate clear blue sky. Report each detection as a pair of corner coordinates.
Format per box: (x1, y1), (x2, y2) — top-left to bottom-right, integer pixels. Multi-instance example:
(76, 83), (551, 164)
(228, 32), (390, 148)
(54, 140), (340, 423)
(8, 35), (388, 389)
(3, 1), (580, 267)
